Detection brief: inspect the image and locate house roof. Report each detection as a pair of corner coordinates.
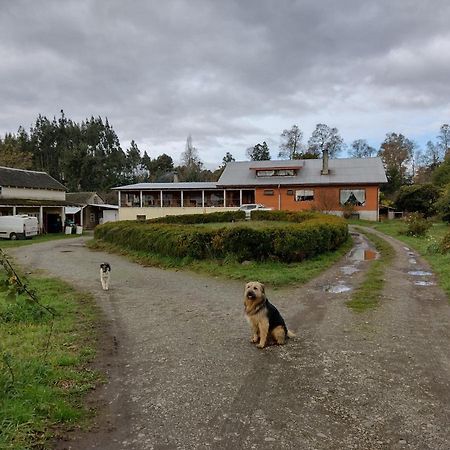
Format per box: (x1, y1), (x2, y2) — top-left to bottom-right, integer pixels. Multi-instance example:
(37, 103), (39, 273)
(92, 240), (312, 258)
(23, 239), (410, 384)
(112, 158), (387, 192)
(0, 166), (66, 190)
(66, 192), (105, 204)
(113, 182), (218, 190)
(217, 157), (387, 186)
(0, 198), (80, 207)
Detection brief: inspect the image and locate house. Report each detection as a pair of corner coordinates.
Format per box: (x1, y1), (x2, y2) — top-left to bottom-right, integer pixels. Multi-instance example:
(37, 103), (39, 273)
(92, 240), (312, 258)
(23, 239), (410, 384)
(0, 166), (75, 233)
(65, 192), (118, 229)
(113, 156), (387, 221)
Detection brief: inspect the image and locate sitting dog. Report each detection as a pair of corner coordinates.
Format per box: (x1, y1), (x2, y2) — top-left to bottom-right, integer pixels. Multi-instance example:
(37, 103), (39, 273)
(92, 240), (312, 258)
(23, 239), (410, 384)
(100, 263), (111, 291)
(244, 281), (295, 348)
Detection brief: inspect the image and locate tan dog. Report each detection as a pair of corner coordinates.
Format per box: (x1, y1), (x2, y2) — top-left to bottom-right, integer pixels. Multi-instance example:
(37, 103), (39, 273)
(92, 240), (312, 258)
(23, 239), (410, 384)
(244, 281), (295, 348)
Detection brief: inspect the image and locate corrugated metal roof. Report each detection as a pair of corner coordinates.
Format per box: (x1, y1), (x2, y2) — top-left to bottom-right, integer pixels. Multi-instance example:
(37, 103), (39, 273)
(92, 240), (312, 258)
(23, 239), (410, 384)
(0, 166), (66, 190)
(112, 158), (387, 191)
(113, 182), (218, 190)
(217, 157), (387, 186)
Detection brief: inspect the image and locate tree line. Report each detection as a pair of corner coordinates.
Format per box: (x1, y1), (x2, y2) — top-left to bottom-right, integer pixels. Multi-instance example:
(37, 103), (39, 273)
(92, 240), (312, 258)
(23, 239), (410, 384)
(1, 112), (450, 205)
(0, 111), (223, 191)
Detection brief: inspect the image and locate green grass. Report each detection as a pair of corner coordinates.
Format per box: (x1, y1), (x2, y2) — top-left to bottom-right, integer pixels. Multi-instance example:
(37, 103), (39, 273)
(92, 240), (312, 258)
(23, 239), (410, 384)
(88, 237), (353, 287)
(346, 228), (395, 312)
(0, 233), (81, 249)
(371, 220), (450, 299)
(0, 276), (100, 449)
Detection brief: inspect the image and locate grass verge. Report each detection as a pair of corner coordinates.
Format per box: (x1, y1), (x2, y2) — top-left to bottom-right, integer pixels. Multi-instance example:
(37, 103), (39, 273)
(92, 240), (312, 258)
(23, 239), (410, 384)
(88, 237), (353, 287)
(0, 233), (81, 250)
(371, 221), (450, 299)
(0, 275), (99, 449)
(346, 228), (395, 312)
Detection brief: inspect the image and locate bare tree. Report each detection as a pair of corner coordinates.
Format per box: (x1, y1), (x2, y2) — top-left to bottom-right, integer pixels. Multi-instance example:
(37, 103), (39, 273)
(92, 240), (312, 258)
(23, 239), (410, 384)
(278, 125), (303, 159)
(437, 124), (450, 158)
(307, 124), (344, 158)
(349, 139), (376, 158)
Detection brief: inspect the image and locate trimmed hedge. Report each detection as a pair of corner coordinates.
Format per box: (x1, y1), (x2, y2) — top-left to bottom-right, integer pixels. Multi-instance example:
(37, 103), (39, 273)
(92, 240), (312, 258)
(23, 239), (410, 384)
(149, 210), (246, 224)
(95, 211), (348, 263)
(251, 210), (323, 222)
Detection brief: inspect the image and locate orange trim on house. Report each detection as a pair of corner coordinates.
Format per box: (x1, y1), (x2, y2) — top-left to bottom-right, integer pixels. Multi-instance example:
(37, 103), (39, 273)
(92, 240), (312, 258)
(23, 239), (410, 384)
(255, 185), (379, 212)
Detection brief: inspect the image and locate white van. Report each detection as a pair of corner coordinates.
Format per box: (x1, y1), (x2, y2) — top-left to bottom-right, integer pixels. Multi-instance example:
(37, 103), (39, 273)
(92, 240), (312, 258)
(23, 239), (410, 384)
(0, 215), (39, 240)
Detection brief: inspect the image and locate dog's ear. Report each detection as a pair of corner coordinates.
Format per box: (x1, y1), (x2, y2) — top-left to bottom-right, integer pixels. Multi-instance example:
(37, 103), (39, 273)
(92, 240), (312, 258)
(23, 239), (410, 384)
(260, 283), (265, 295)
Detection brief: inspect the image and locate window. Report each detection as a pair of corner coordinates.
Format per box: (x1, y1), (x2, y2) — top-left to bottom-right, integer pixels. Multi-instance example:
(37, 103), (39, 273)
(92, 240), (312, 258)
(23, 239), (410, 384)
(136, 214), (147, 221)
(340, 189), (366, 207)
(295, 189), (314, 201)
(256, 169), (296, 177)
(286, 189), (294, 196)
(263, 189), (274, 196)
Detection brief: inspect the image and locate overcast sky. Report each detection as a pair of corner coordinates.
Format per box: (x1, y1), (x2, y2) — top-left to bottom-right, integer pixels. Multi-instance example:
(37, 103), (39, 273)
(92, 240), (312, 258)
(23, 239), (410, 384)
(1, 0), (450, 167)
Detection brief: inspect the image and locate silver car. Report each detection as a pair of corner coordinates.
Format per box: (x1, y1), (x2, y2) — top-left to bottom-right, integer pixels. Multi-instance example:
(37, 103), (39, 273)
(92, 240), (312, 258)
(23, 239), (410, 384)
(239, 203), (272, 218)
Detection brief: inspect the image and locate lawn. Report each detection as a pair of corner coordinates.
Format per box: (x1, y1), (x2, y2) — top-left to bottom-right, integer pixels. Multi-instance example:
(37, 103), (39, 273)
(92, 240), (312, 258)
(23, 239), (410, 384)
(0, 272), (99, 449)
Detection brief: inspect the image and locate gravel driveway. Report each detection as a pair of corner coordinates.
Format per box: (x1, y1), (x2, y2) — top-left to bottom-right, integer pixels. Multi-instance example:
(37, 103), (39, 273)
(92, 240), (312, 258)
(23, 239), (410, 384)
(9, 229), (450, 450)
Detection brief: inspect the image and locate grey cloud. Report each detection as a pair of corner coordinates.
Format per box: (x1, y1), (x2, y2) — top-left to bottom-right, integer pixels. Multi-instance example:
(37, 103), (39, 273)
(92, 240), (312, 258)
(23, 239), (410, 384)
(1, 0), (450, 164)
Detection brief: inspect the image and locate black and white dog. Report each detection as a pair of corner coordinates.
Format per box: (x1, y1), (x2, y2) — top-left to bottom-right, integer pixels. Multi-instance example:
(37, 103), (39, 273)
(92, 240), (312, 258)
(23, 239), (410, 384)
(100, 263), (111, 290)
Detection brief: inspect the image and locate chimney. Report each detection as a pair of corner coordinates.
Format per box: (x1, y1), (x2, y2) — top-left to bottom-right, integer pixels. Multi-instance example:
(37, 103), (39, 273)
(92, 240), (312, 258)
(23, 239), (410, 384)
(173, 171), (179, 183)
(321, 150), (329, 175)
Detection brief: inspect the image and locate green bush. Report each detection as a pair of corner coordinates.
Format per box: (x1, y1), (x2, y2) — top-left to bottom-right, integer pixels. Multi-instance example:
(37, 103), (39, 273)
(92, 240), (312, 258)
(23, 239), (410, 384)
(95, 212), (348, 263)
(250, 210), (321, 222)
(436, 183), (450, 223)
(402, 212), (432, 236)
(150, 210), (245, 224)
(395, 184), (440, 217)
(440, 230), (450, 254)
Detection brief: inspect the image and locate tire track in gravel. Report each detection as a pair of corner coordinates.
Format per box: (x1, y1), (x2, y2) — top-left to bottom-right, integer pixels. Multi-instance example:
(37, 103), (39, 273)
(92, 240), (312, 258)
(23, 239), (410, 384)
(8, 230), (450, 450)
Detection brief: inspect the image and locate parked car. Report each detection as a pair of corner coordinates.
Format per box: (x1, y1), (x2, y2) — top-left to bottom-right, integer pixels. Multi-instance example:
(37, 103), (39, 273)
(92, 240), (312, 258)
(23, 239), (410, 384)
(239, 203), (273, 218)
(0, 215), (39, 240)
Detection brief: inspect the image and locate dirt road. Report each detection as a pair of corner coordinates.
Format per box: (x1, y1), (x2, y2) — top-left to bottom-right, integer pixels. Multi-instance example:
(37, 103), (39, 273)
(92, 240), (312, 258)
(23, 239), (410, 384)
(9, 229), (450, 450)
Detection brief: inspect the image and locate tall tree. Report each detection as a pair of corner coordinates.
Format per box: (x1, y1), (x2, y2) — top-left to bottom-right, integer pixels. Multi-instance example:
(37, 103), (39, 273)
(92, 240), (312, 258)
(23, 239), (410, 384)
(0, 133), (33, 169)
(307, 124), (344, 158)
(221, 151), (235, 167)
(278, 125), (303, 159)
(437, 124), (450, 158)
(124, 140), (145, 183)
(179, 135), (203, 181)
(378, 132), (414, 196)
(349, 139), (376, 158)
(247, 142), (271, 161)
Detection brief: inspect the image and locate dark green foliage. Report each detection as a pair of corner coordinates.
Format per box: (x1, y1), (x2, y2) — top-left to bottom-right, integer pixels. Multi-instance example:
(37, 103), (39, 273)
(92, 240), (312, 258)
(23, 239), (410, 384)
(95, 213), (348, 262)
(402, 213), (432, 236)
(432, 158), (450, 187)
(436, 183), (450, 223)
(250, 210), (320, 222)
(440, 230), (450, 253)
(150, 211), (246, 224)
(395, 184), (440, 217)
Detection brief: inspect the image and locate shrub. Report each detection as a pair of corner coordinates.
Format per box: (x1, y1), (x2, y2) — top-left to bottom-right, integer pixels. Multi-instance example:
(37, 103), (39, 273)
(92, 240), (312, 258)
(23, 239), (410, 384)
(402, 213), (432, 236)
(150, 210), (245, 224)
(440, 230), (450, 254)
(436, 183), (450, 223)
(250, 210), (321, 222)
(395, 184), (440, 217)
(95, 213), (348, 263)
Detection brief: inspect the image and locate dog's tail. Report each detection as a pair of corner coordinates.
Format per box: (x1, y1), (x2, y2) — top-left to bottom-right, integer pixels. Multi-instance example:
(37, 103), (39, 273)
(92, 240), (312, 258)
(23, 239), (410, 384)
(287, 329), (296, 338)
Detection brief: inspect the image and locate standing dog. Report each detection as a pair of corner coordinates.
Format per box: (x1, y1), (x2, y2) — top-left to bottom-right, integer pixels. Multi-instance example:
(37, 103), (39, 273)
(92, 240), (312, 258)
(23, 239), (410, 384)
(244, 281), (295, 348)
(100, 263), (111, 291)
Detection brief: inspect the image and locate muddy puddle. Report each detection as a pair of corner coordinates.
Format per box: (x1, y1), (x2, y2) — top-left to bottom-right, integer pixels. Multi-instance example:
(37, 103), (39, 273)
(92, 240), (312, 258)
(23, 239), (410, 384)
(414, 281), (435, 286)
(408, 270), (432, 276)
(349, 246), (378, 262)
(340, 265), (359, 275)
(324, 284), (352, 293)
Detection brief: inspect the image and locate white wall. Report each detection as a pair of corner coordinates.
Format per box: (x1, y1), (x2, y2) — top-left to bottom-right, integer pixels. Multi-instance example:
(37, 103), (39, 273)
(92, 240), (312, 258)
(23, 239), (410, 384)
(119, 207), (237, 221)
(1, 186), (65, 201)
